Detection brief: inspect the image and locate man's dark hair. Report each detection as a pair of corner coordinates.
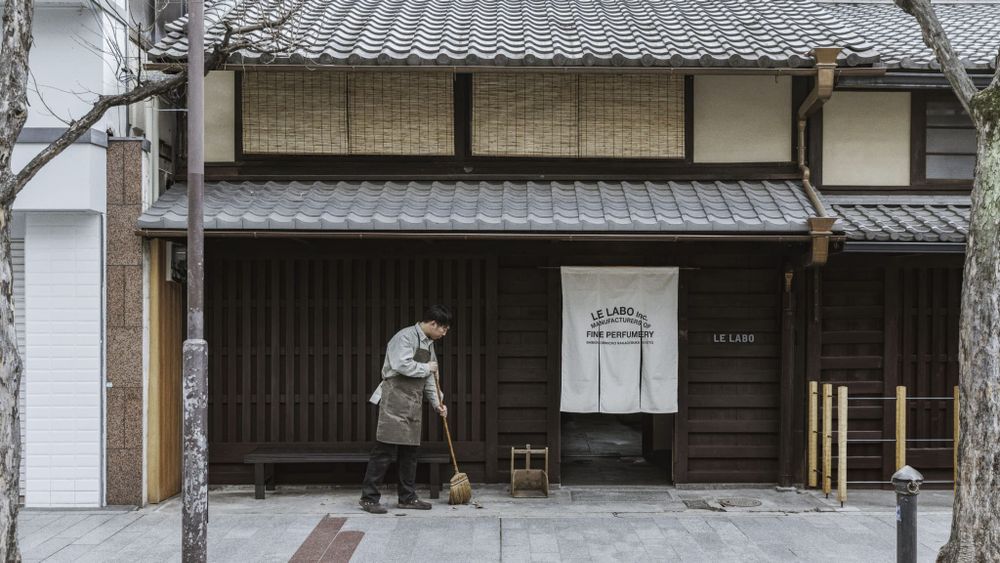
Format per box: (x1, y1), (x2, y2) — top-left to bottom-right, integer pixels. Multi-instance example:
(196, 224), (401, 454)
(423, 304), (453, 326)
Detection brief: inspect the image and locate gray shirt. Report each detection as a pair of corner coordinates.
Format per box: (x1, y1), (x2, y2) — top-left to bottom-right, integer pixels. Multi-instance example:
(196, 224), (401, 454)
(369, 323), (442, 409)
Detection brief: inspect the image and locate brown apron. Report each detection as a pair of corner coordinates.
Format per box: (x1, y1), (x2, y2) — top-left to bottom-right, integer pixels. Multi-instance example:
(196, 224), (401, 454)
(375, 336), (432, 446)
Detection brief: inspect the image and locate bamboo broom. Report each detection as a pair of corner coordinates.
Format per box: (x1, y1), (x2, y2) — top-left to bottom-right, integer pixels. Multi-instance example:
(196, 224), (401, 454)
(433, 371), (472, 504)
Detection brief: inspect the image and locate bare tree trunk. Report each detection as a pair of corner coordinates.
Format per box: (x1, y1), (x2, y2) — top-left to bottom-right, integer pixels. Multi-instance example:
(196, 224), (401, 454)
(938, 89), (1000, 562)
(0, 196), (23, 562)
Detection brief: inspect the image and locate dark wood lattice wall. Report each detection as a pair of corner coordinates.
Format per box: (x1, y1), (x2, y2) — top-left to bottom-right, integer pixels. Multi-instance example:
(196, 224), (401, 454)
(200, 240), (961, 487)
(808, 254), (962, 485)
(205, 245), (495, 482)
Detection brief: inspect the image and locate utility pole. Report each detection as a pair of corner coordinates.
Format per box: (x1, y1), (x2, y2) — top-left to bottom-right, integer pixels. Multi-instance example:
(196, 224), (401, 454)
(182, 0), (208, 560)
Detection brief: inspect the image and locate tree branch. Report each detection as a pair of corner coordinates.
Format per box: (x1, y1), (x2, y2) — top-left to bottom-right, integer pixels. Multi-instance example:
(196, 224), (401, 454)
(893, 0), (980, 120)
(4, 4), (301, 203)
(8, 71), (188, 202)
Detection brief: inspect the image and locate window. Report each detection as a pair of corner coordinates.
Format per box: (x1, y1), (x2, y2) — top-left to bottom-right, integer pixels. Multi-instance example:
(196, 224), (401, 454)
(913, 95), (977, 183)
(240, 71), (454, 156)
(472, 73), (685, 159)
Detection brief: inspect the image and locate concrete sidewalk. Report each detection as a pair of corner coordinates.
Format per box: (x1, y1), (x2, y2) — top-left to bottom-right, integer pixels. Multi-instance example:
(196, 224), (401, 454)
(17, 484), (954, 562)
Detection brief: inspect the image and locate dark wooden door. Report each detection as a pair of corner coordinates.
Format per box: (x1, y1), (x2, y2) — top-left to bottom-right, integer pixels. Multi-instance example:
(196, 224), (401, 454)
(674, 263), (784, 483)
(888, 261), (961, 483)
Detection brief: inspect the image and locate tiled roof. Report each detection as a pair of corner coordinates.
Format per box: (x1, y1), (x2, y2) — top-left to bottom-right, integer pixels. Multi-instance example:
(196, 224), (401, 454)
(137, 180), (822, 233)
(827, 195), (970, 242)
(819, 2), (1000, 71)
(149, 0), (880, 67)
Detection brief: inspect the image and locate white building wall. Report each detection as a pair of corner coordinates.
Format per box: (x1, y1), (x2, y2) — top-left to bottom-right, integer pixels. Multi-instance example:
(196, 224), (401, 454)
(23, 213), (103, 507)
(26, 6), (121, 133)
(11, 144), (107, 214)
(13, 2), (146, 507)
(12, 237), (27, 494)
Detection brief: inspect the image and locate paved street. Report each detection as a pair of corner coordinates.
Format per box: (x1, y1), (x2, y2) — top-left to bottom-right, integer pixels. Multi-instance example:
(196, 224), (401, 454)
(17, 485), (954, 562)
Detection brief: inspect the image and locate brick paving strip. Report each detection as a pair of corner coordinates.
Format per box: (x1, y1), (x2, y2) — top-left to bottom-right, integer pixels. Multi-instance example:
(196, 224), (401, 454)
(289, 516), (364, 563)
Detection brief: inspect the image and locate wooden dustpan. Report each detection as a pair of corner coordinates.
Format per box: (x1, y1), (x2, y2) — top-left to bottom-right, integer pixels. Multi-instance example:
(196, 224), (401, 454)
(510, 445), (549, 498)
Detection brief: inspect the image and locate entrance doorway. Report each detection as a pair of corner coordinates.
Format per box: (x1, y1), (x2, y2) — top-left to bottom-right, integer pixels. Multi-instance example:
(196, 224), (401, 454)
(560, 413), (672, 485)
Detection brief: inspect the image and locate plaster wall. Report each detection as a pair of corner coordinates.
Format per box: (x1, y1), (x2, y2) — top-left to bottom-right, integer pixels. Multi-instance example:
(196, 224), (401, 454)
(822, 91), (911, 186)
(206, 71), (236, 162)
(23, 213), (104, 507)
(693, 76), (792, 163)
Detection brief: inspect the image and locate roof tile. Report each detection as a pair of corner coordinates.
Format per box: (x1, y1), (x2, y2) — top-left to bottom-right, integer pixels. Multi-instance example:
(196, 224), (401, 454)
(150, 0), (879, 67)
(827, 195), (971, 243)
(819, 2), (1000, 71)
(138, 180), (821, 234)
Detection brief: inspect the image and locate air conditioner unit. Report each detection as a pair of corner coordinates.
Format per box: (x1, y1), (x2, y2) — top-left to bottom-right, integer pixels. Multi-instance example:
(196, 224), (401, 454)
(165, 241), (186, 283)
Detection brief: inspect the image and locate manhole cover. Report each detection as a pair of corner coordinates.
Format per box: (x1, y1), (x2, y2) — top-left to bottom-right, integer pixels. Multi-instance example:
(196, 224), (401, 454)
(718, 497), (762, 508)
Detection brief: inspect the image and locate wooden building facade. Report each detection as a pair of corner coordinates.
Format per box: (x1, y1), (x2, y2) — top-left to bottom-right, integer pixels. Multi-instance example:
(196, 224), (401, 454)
(196, 239), (805, 485)
(132, 0), (991, 502)
(188, 240), (962, 487)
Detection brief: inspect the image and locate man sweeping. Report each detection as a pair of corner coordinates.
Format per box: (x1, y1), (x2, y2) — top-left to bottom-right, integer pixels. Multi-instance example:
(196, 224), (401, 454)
(359, 305), (451, 514)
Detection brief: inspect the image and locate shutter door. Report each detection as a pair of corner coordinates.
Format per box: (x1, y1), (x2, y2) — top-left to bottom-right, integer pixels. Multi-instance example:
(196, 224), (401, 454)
(12, 240), (26, 489)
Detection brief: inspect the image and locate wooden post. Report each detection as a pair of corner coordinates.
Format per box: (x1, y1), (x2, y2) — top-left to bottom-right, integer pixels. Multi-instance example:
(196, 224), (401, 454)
(808, 381), (818, 487)
(838, 385), (848, 506)
(779, 270), (795, 487)
(954, 385), (959, 491)
(822, 383), (832, 496)
(896, 385), (907, 471)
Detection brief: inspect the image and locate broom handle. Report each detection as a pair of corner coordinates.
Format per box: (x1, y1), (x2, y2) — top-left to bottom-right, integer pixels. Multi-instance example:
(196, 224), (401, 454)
(433, 370), (461, 475)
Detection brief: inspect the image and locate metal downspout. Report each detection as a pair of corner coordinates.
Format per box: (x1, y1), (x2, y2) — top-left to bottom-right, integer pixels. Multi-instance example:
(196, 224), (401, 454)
(798, 47), (841, 267)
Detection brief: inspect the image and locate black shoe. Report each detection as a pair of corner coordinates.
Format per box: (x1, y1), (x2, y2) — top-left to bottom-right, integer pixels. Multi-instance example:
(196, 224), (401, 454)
(359, 500), (388, 514)
(397, 499), (432, 510)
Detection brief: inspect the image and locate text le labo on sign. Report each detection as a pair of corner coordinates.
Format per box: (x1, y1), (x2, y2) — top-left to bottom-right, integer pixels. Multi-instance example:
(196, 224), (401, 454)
(590, 306), (648, 321)
(713, 333), (755, 343)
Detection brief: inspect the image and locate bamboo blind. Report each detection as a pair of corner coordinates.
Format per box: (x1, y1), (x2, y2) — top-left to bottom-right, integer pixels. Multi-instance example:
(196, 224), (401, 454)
(241, 71), (454, 155)
(349, 72), (454, 155)
(472, 74), (579, 157)
(580, 75), (684, 158)
(242, 71), (349, 155)
(472, 73), (685, 159)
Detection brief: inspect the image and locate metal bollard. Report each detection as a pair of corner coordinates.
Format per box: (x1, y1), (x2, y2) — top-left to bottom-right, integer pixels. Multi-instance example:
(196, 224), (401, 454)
(891, 465), (924, 563)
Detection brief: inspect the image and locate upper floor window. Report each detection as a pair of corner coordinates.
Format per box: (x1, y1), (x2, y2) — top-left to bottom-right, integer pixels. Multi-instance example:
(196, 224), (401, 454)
(472, 73), (685, 159)
(240, 71), (454, 156)
(913, 95), (977, 183)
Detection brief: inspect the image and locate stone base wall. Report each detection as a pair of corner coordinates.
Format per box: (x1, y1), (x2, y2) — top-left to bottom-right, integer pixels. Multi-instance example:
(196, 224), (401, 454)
(105, 139), (144, 505)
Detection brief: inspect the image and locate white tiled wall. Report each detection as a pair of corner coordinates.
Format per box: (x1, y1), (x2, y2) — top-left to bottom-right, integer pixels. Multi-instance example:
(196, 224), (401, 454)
(12, 239), (26, 492)
(24, 213), (103, 507)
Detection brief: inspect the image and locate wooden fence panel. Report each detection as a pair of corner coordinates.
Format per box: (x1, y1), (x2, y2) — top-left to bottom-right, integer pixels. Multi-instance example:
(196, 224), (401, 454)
(816, 255), (962, 486)
(895, 263), (961, 483)
(205, 247), (494, 483)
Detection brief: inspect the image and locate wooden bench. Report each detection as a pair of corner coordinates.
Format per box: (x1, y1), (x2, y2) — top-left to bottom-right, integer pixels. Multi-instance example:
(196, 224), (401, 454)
(243, 445), (450, 500)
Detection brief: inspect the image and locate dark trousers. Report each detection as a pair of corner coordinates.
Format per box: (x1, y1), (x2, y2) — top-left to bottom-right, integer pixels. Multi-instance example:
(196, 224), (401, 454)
(361, 441), (418, 503)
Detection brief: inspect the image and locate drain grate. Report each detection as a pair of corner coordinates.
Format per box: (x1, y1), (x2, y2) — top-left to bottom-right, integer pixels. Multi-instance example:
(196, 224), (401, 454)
(682, 499), (719, 510)
(718, 497), (762, 508)
(571, 490), (671, 503)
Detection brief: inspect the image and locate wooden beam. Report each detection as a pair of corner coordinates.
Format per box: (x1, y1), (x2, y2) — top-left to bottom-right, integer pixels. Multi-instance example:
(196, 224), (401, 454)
(808, 381), (818, 487)
(896, 385), (907, 470)
(779, 269), (796, 487)
(148, 240), (164, 503)
(823, 383), (832, 496)
(838, 385), (848, 505)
